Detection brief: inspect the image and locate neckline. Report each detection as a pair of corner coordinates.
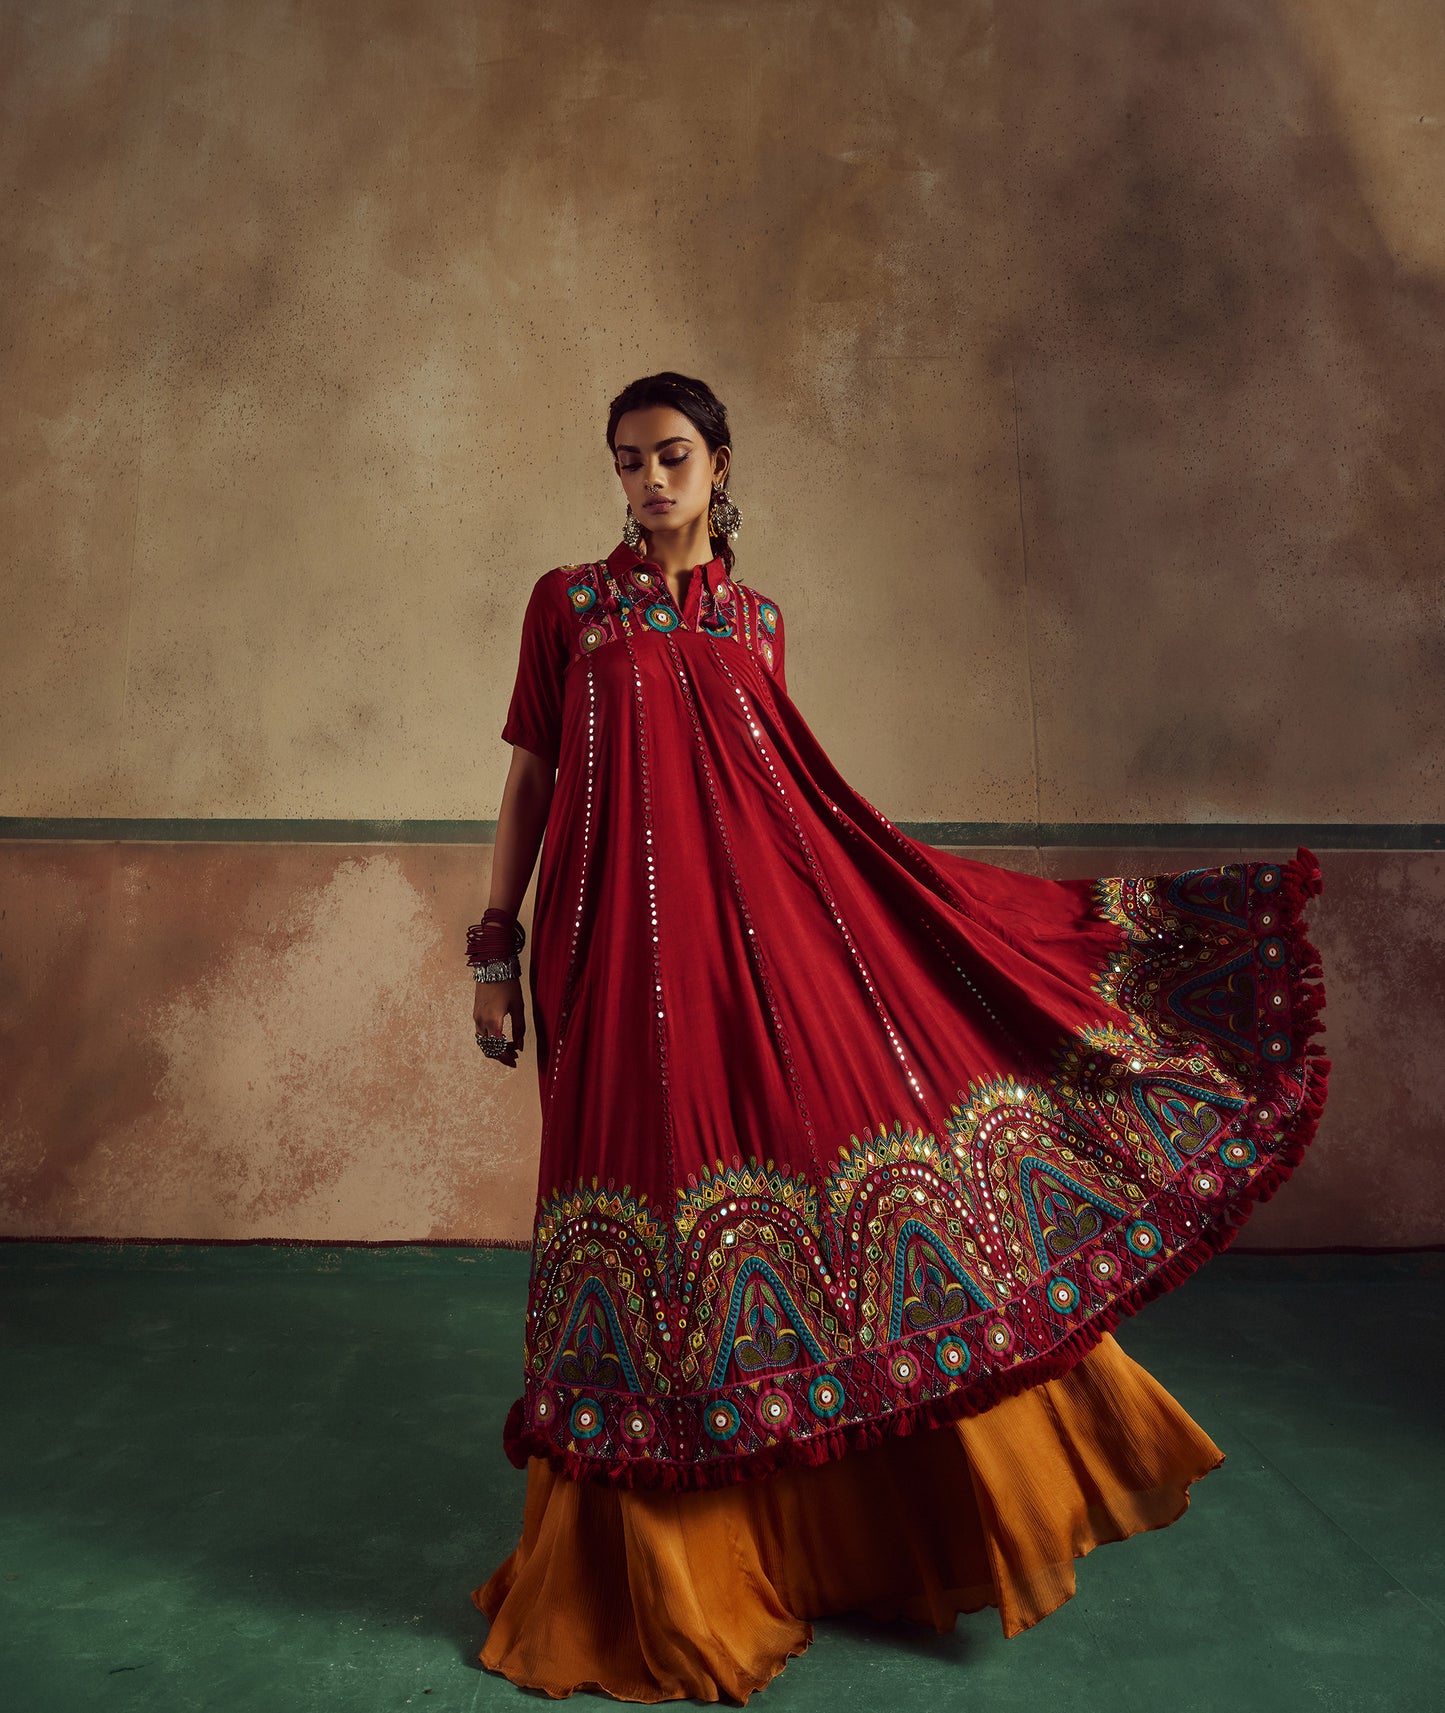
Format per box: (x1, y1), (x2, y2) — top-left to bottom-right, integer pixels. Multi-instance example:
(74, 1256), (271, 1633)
(605, 537), (731, 628)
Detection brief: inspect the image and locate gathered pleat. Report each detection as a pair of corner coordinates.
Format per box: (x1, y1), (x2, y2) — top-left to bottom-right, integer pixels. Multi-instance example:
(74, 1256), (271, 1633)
(473, 1332), (1225, 1702)
(474, 1457), (812, 1703)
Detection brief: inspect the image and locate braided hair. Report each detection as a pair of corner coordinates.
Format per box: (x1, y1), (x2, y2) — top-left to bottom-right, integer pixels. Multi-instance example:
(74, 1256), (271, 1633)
(605, 372), (740, 580)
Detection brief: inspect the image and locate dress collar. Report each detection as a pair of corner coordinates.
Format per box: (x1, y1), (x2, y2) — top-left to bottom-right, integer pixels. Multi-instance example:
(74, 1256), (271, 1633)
(605, 537), (732, 602)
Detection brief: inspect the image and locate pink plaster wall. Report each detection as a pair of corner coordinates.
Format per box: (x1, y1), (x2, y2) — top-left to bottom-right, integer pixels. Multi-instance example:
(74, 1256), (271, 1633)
(0, 842), (536, 1241)
(0, 842), (1431, 1247)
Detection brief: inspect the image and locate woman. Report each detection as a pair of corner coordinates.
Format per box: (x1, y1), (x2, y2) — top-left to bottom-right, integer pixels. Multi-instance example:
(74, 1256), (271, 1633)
(467, 371), (1330, 1702)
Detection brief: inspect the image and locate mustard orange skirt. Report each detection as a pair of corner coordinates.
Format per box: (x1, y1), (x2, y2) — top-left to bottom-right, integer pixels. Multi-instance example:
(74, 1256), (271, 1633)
(472, 1332), (1224, 1703)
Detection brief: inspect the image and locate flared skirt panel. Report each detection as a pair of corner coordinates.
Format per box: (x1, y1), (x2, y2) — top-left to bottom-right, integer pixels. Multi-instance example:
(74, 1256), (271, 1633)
(474, 1332), (1224, 1703)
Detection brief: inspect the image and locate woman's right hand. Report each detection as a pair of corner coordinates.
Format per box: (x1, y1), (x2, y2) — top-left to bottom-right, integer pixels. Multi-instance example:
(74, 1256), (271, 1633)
(474, 976), (526, 1069)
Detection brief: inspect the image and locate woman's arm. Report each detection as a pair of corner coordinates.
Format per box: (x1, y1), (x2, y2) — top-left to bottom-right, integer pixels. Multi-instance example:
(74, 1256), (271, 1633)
(473, 745), (557, 1067)
(487, 745), (557, 914)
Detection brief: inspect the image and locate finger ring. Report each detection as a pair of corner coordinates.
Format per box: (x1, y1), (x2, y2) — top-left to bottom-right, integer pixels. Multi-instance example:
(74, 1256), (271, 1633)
(476, 1030), (509, 1059)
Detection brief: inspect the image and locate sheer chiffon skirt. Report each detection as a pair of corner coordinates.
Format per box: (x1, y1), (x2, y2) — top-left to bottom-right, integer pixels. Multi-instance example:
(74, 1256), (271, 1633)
(472, 1333), (1225, 1703)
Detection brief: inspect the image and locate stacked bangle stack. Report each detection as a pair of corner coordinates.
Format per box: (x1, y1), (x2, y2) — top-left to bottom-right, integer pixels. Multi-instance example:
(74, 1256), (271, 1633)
(467, 908), (526, 983)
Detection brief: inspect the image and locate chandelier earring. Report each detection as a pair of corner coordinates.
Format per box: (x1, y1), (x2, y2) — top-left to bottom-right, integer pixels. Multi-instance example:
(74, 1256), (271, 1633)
(709, 484), (742, 541)
(622, 504), (645, 550)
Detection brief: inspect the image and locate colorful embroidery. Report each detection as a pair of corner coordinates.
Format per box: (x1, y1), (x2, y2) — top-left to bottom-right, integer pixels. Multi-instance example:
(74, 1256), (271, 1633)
(557, 560), (777, 681)
(505, 855), (1326, 1486)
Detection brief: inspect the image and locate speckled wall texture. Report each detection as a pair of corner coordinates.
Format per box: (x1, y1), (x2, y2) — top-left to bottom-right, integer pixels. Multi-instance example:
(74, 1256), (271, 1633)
(2, 2), (1441, 1242)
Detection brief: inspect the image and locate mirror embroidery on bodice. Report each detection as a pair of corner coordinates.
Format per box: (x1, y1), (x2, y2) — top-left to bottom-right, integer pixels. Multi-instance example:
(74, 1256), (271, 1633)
(561, 557), (779, 677)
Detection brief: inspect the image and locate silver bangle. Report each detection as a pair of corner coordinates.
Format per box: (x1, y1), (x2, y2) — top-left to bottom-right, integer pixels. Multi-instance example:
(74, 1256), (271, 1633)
(472, 957), (521, 982)
(466, 916), (525, 983)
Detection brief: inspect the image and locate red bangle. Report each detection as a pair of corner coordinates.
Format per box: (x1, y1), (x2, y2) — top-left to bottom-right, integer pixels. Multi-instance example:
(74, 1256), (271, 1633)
(466, 910), (524, 964)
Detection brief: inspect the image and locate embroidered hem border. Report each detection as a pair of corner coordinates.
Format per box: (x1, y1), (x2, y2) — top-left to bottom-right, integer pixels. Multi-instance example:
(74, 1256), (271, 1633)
(502, 846), (1330, 1492)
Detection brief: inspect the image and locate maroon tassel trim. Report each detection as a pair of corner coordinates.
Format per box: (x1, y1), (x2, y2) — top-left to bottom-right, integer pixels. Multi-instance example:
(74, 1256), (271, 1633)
(503, 846), (1332, 1494)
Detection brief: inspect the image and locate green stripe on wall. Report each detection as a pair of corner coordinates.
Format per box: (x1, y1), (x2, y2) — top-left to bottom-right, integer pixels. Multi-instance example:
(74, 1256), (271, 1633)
(0, 818), (1440, 849)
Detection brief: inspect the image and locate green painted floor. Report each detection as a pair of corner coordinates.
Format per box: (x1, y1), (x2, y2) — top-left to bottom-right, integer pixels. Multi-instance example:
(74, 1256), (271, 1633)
(1, 1243), (1440, 1712)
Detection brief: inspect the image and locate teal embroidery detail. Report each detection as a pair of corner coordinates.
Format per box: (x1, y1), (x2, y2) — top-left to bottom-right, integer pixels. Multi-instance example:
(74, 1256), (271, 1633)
(710, 1256), (828, 1388)
(887, 1220), (989, 1341)
(569, 1397), (603, 1439)
(554, 1276), (643, 1391)
(808, 1373), (844, 1417)
(704, 1399), (742, 1440)
(1125, 1220), (1163, 1256)
(934, 1336), (969, 1376)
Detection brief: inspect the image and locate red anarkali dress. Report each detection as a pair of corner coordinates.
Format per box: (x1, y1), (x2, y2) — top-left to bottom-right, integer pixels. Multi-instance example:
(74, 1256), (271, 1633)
(471, 536), (1330, 1702)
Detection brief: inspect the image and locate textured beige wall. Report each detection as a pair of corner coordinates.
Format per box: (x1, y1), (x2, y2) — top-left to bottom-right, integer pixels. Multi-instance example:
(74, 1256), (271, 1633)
(2, 0), (1441, 823)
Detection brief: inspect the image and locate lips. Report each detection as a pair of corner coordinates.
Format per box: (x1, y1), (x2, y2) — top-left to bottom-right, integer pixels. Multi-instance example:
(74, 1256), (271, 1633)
(644, 499), (673, 511)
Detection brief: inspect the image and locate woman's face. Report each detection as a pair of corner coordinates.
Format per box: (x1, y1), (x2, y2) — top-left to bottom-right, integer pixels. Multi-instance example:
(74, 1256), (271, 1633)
(613, 404), (729, 549)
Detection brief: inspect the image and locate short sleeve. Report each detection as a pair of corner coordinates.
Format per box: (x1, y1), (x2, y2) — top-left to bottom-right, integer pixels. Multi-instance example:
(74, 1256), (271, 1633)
(500, 571), (569, 764)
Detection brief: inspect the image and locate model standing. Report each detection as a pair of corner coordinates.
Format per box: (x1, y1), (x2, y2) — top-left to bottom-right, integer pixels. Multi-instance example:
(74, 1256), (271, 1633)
(467, 371), (1330, 1701)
